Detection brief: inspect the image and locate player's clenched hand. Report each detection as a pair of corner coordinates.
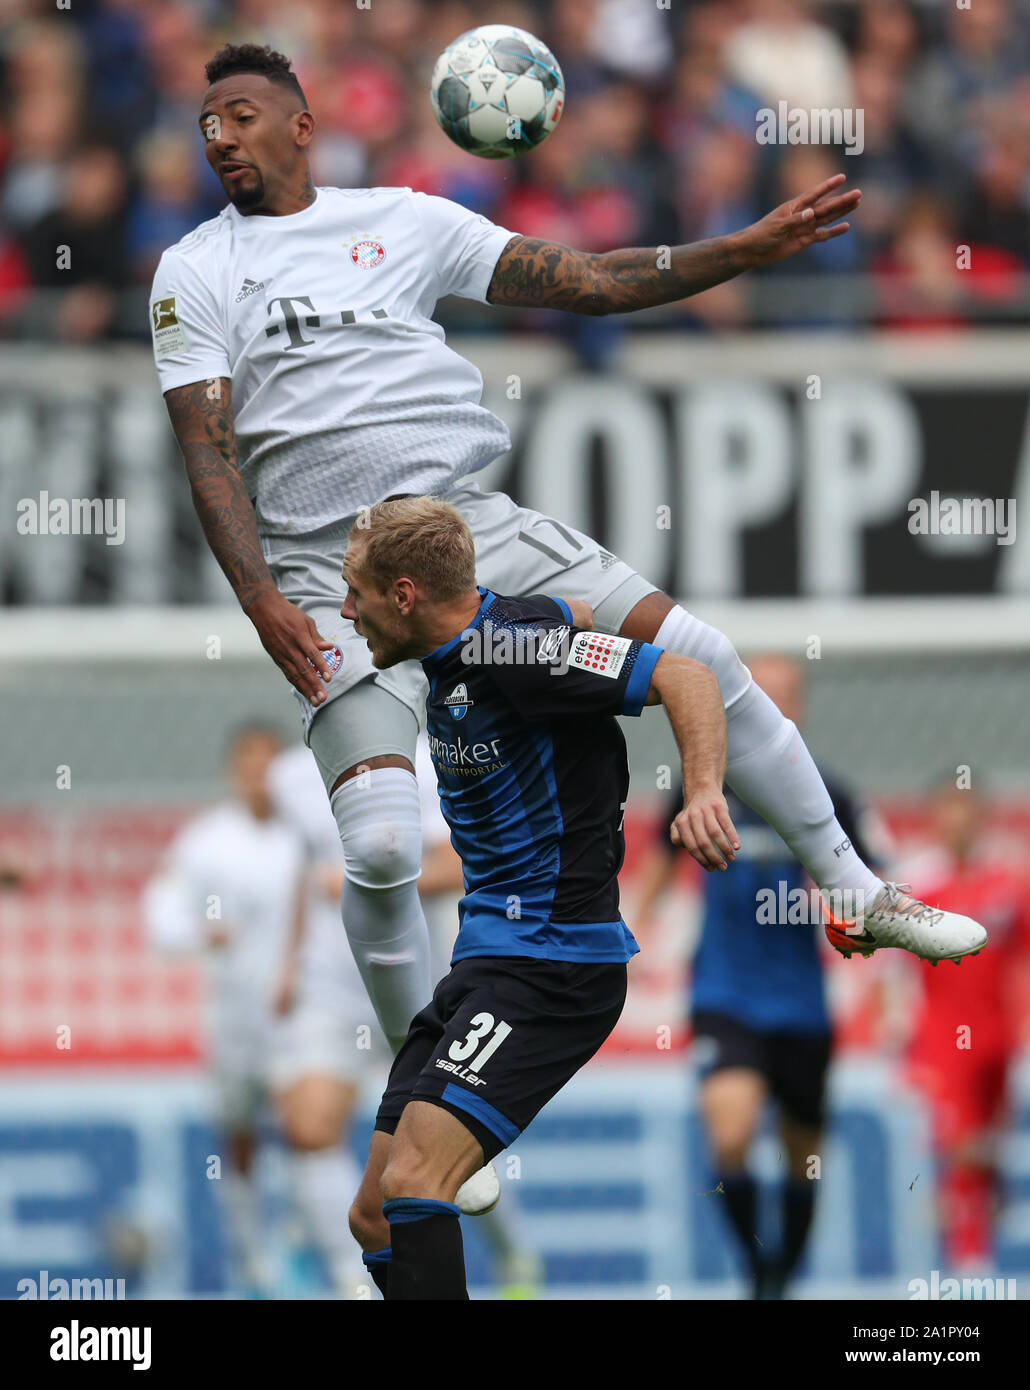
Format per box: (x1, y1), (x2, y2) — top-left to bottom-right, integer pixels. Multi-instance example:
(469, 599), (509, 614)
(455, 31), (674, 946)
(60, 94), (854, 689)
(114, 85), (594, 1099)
(735, 173), (861, 269)
(247, 589), (337, 705)
(670, 787), (740, 872)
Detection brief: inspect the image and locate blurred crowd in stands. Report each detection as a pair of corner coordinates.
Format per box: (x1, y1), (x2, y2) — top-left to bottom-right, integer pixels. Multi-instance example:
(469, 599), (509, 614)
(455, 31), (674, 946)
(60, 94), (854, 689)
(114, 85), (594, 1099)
(2, 0), (1029, 344)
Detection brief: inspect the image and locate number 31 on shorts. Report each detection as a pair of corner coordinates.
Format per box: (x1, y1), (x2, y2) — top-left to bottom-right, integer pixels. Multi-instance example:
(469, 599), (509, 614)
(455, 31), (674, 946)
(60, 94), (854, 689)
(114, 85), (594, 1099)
(448, 1012), (512, 1073)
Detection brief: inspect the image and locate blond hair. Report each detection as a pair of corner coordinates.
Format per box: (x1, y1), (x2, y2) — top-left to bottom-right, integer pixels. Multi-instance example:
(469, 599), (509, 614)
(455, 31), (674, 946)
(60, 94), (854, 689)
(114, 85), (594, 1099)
(348, 497), (477, 601)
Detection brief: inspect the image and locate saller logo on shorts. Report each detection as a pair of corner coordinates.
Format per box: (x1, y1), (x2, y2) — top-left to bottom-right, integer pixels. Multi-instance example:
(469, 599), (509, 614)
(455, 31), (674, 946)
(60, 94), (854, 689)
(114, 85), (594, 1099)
(568, 631), (631, 679)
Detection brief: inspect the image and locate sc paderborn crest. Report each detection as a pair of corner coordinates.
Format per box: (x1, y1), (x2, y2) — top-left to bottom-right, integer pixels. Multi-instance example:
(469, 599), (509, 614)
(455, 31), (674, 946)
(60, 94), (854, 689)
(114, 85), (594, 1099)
(444, 683), (473, 720)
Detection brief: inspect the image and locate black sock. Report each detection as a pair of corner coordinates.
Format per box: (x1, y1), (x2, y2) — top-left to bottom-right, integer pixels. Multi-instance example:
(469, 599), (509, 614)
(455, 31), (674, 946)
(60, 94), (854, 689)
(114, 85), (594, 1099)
(779, 1178), (817, 1278)
(383, 1198), (468, 1300)
(719, 1172), (763, 1275)
(362, 1246), (391, 1298)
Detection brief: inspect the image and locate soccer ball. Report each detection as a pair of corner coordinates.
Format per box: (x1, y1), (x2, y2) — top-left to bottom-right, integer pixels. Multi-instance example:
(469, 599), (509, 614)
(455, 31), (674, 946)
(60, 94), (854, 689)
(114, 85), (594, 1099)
(430, 25), (565, 159)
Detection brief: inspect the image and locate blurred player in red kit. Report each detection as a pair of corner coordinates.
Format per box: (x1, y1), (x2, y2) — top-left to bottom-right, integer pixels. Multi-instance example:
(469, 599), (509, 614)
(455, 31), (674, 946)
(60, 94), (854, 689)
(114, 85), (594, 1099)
(905, 779), (1030, 1268)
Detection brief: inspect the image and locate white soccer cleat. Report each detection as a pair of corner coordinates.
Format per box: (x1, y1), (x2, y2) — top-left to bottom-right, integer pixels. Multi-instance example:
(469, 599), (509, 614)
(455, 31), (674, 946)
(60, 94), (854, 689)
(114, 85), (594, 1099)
(455, 1162), (500, 1216)
(825, 881), (988, 964)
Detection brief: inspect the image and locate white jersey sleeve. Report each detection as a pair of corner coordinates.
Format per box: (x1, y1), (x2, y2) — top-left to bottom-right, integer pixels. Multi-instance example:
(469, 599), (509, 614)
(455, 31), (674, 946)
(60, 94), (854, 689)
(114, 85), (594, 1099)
(149, 245), (231, 393)
(141, 821), (210, 954)
(411, 192), (517, 304)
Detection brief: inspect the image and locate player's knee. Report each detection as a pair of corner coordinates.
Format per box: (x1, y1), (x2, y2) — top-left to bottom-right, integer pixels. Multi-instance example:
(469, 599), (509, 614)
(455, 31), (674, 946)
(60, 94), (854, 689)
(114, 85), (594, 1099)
(349, 1193), (385, 1250)
(379, 1157), (418, 1203)
(332, 769), (423, 890)
(340, 820), (422, 891)
(283, 1113), (338, 1153)
(380, 1146), (438, 1203)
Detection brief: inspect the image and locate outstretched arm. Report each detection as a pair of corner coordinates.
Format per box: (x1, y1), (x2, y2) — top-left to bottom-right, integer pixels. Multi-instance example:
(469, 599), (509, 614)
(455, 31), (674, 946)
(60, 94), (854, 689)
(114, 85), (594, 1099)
(487, 173), (860, 315)
(163, 378), (335, 705)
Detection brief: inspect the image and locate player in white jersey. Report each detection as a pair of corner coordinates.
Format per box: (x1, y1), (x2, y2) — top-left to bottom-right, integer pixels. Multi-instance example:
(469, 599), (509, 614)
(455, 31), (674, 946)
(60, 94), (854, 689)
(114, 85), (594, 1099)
(264, 740), (384, 1297)
(152, 44), (987, 1091)
(143, 725), (367, 1297)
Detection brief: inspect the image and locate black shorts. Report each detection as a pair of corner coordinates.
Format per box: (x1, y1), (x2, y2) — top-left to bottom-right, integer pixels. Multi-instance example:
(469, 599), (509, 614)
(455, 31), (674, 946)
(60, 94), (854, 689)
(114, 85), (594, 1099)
(691, 1009), (832, 1128)
(375, 956), (628, 1163)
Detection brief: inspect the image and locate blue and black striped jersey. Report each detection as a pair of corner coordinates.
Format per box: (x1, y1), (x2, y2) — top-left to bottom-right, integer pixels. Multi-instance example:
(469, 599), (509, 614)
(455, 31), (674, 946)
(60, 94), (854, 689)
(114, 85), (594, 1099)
(421, 589), (662, 965)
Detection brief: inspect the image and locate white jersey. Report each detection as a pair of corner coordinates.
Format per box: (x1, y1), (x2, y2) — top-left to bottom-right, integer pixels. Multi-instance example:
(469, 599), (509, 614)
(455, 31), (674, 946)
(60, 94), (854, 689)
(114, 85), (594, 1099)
(142, 802), (303, 1032)
(149, 186), (517, 537)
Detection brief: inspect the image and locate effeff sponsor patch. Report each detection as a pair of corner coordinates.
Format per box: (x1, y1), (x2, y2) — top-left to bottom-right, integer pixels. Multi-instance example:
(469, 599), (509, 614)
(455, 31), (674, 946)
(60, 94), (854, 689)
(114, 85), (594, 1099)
(567, 631), (631, 678)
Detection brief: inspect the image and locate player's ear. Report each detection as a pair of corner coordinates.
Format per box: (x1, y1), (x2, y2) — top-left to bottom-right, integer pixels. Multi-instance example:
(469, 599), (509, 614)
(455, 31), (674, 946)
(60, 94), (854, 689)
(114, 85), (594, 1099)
(294, 110), (315, 148)
(395, 577), (417, 614)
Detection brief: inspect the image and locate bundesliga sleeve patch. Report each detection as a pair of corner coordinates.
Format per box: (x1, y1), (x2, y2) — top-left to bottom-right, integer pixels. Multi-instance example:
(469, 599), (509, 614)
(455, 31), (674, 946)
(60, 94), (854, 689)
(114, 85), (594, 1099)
(150, 295), (189, 359)
(568, 631), (632, 679)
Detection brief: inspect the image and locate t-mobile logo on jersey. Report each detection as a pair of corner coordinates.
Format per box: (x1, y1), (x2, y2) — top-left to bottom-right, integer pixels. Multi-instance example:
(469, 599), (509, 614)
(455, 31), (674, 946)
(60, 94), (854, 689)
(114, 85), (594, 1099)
(263, 295), (390, 352)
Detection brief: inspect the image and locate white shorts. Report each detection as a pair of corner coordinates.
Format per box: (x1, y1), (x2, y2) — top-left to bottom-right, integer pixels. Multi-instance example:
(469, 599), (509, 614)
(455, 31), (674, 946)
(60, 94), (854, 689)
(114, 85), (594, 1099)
(266, 1001), (373, 1093)
(209, 994), (373, 1128)
(209, 1014), (270, 1130)
(264, 482), (658, 788)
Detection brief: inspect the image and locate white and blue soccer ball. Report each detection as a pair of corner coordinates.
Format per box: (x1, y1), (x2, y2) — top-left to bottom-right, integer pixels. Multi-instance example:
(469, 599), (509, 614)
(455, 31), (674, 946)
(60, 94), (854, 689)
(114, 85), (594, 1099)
(430, 25), (565, 159)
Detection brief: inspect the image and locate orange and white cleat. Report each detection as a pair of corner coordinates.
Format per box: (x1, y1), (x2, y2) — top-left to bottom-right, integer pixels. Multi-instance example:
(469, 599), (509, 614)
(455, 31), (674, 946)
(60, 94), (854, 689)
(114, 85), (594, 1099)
(824, 918), (878, 960)
(825, 882), (988, 964)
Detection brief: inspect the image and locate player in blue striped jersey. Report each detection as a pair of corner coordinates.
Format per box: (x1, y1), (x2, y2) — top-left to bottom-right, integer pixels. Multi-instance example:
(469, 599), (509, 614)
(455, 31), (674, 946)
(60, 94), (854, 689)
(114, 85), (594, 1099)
(342, 497), (740, 1299)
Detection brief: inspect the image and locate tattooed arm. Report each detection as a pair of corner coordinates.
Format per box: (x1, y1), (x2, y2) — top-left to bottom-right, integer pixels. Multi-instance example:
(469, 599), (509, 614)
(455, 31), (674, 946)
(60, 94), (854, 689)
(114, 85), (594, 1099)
(487, 173), (861, 315)
(163, 378), (335, 704)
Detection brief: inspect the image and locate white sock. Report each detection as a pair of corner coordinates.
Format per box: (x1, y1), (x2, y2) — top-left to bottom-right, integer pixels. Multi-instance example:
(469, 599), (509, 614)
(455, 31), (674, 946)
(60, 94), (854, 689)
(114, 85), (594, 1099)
(333, 768), (433, 1052)
(289, 1147), (366, 1298)
(653, 606), (883, 903)
(222, 1172), (274, 1291)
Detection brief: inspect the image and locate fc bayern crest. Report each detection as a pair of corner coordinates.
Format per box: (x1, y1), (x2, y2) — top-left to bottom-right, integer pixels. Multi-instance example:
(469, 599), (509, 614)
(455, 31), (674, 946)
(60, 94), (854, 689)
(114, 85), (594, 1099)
(324, 646), (344, 673)
(351, 240), (386, 269)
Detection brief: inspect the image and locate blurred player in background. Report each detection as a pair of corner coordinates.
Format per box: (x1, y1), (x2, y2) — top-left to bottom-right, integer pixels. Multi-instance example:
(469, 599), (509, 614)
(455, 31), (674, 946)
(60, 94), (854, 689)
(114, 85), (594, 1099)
(265, 738), (383, 1298)
(634, 655), (892, 1298)
(904, 778), (1030, 1272)
(143, 725), (368, 1298)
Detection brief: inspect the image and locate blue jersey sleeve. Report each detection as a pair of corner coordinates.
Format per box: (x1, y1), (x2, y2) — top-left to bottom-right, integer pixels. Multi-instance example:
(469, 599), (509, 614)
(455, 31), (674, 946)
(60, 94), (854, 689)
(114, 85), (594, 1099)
(483, 601), (662, 723)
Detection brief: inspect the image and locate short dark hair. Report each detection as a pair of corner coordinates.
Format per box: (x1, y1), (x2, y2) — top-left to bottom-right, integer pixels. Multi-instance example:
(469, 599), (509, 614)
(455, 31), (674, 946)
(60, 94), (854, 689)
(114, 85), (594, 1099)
(204, 43), (307, 107)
